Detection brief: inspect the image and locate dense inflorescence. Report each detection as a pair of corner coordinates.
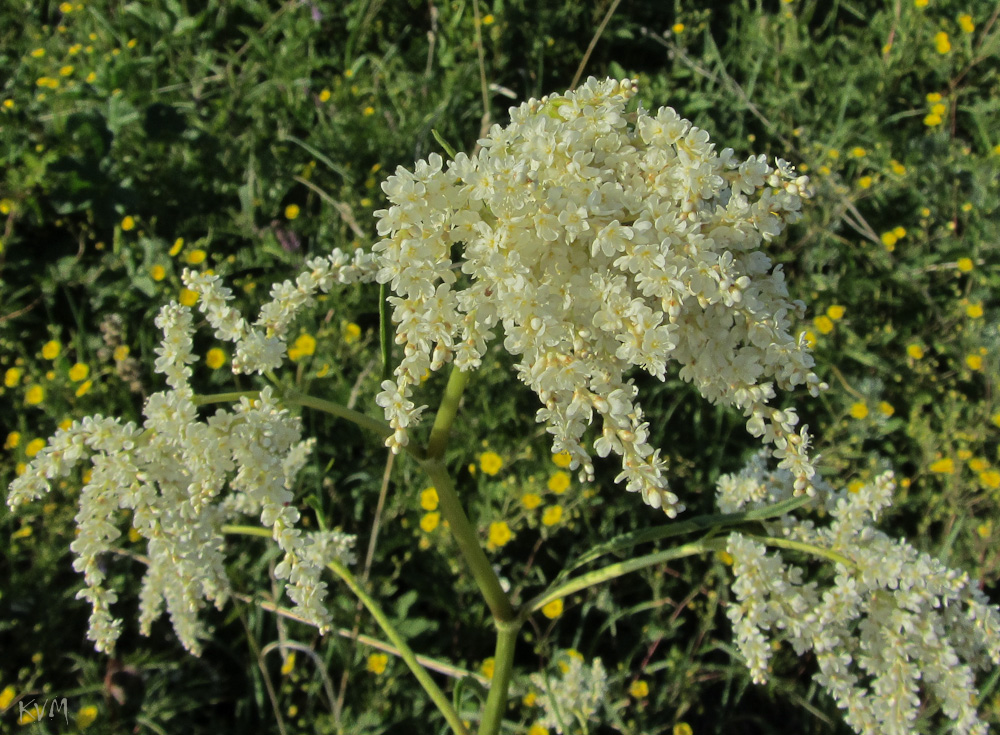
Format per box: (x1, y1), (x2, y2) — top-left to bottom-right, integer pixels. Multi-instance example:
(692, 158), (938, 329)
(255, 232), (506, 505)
(719, 454), (1000, 735)
(6, 249), (372, 654)
(374, 77), (822, 516)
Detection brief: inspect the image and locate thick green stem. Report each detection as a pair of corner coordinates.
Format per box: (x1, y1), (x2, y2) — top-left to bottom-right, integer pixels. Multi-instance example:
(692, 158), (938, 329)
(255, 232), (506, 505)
(426, 366), (470, 460)
(421, 458), (514, 623)
(477, 621), (520, 735)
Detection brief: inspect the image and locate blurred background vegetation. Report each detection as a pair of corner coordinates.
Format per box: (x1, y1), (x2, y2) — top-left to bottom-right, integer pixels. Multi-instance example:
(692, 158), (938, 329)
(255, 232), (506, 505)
(1, 0), (997, 732)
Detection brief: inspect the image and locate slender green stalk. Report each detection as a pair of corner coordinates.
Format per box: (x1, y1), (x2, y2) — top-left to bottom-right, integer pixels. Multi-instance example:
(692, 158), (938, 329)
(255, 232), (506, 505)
(325, 559), (470, 735)
(281, 387), (409, 448)
(477, 620), (520, 735)
(421, 458), (514, 623)
(426, 366), (470, 460)
(193, 390), (261, 406)
(379, 281), (392, 383)
(223, 524), (272, 539)
(572, 495), (813, 570)
(757, 535), (856, 568)
(522, 537), (729, 623)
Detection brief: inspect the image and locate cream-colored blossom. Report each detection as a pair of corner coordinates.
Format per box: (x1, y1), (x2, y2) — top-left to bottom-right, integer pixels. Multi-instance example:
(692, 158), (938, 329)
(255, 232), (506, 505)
(7, 301), (353, 654)
(719, 455), (1000, 735)
(374, 78), (822, 515)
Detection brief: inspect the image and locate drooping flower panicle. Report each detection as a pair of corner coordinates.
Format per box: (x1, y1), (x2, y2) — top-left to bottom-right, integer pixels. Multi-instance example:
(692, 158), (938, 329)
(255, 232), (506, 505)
(5, 268), (372, 653)
(719, 453), (1000, 735)
(375, 77), (822, 516)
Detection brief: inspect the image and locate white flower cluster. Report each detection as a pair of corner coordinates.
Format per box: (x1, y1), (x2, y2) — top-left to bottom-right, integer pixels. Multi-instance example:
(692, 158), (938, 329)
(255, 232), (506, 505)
(374, 77), (822, 516)
(529, 651), (608, 734)
(7, 295), (359, 654)
(183, 247), (376, 374)
(718, 457), (1000, 735)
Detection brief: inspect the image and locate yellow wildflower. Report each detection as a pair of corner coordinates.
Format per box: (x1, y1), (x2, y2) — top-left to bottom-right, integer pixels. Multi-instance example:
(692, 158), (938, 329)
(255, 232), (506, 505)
(979, 470), (1000, 490)
(930, 457), (955, 474)
(285, 204), (300, 220)
(521, 492), (542, 510)
(420, 487), (439, 511)
(366, 653), (388, 675)
(878, 401), (895, 417)
(849, 402), (869, 420)
(479, 451), (503, 476)
(69, 363), (89, 381)
(966, 303), (983, 318)
(672, 22), (685, 34)
(480, 658), (495, 679)
(934, 31), (951, 53)
(113, 345), (130, 361)
(26, 438), (46, 457)
(420, 512), (440, 532)
(288, 333), (317, 362)
(880, 231), (898, 250)
(169, 237), (184, 256)
(121, 215), (136, 231)
(150, 264), (166, 281)
(75, 380), (92, 397)
(5, 431), (20, 449)
(42, 340), (61, 360)
(957, 257), (973, 272)
(488, 521), (512, 548)
(0, 685), (15, 709)
(826, 305), (846, 320)
(813, 315), (834, 335)
(528, 725), (549, 735)
(541, 598), (563, 619)
(76, 705), (99, 728)
(186, 249), (207, 265)
(629, 680), (650, 698)
(907, 344), (924, 360)
(547, 471), (571, 494)
(281, 652), (296, 675)
(482, 13), (495, 25)
(958, 14), (974, 33)
(966, 354), (983, 371)
(924, 113), (943, 127)
(858, 176), (873, 189)
(205, 348), (226, 370)
(552, 450), (572, 468)
(25, 385), (45, 406)
(674, 724), (694, 735)
(541, 505), (563, 527)
(343, 322), (362, 344)
(890, 160), (906, 175)
(179, 288), (198, 307)
(5, 367), (23, 387)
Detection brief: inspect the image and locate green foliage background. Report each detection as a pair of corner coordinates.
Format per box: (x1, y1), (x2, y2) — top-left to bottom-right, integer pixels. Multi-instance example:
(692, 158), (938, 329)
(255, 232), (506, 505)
(1, 0), (998, 733)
